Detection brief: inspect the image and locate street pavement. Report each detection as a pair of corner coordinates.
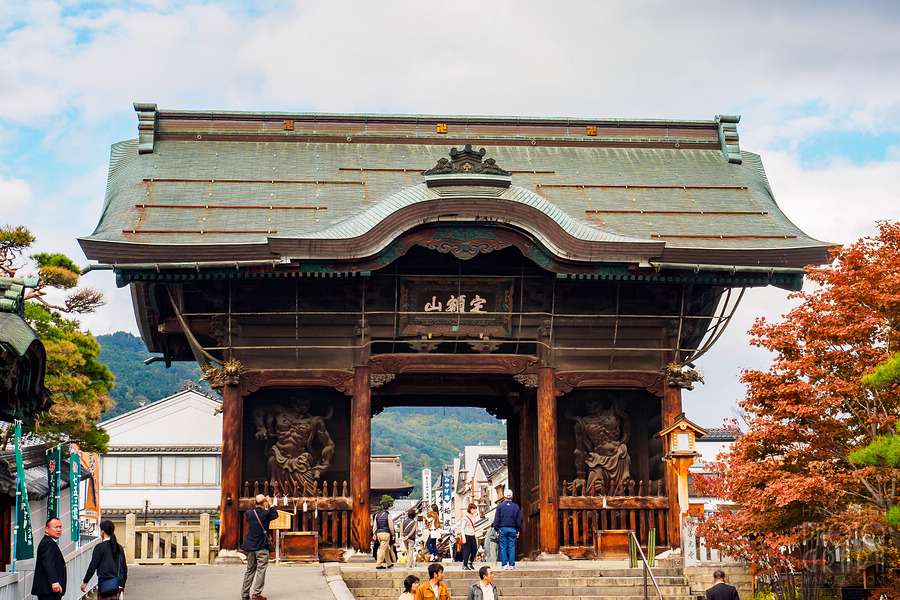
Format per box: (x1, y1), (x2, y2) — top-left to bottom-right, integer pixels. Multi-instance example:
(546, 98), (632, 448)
(123, 564), (341, 600)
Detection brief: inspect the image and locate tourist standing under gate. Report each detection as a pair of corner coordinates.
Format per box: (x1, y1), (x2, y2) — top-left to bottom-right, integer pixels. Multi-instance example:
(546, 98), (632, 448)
(241, 494), (278, 600)
(425, 503), (441, 561)
(460, 503), (478, 570)
(491, 490), (521, 570)
(401, 508), (419, 567)
(372, 500), (395, 569)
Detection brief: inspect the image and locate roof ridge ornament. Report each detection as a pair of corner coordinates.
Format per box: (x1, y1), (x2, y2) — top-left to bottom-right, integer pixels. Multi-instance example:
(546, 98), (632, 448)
(134, 102), (158, 154)
(423, 144), (511, 187)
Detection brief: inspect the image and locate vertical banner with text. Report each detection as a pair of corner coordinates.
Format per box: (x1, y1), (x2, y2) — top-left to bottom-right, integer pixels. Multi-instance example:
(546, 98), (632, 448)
(82, 452), (100, 528)
(69, 445), (81, 542)
(422, 468), (432, 505)
(14, 422), (34, 560)
(46, 445), (61, 519)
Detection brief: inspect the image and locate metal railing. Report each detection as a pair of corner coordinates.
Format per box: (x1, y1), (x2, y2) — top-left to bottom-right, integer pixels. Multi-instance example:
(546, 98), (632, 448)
(628, 530), (663, 600)
(0, 537), (100, 600)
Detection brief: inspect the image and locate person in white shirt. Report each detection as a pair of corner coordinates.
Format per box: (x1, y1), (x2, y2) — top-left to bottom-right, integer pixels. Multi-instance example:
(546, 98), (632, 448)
(466, 566), (499, 600)
(460, 503), (479, 570)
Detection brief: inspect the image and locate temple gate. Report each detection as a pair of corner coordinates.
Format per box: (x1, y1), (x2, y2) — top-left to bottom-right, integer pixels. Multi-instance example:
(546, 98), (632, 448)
(80, 106), (829, 558)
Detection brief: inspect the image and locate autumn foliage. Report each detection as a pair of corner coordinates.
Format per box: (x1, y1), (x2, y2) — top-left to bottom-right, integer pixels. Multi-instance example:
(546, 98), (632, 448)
(695, 222), (900, 588)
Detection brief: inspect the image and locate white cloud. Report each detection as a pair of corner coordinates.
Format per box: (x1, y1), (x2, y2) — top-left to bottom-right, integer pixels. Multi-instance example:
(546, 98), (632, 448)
(762, 152), (900, 244)
(0, 174), (33, 215)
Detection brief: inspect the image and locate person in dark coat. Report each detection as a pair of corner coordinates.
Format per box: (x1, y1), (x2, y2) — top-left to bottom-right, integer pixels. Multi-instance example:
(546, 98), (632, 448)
(32, 517), (66, 600)
(706, 570), (740, 600)
(81, 520), (127, 600)
(241, 494), (279, 600)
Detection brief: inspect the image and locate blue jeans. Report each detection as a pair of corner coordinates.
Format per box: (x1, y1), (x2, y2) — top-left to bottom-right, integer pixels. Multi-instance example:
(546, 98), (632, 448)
(498, 526), (517, 567)
(426, 536), (438, 557)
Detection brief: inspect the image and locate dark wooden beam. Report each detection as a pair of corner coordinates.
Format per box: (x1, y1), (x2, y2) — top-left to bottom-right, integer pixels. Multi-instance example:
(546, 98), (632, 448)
(537, 367), (560, 554)
(558, 496), (668, 510)
(219, 382), (243, 551)
(519, 391), (536, 556)
(238, 497), (352, 511)
(351, 366), (372, 551)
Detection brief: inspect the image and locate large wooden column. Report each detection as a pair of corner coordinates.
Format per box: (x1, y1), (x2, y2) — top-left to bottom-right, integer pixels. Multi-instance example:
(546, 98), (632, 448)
(219, 380), (243, 551)
(351, 366), (371, 551)
(662, 383), (683, 547)
(537, 367), (560, 554)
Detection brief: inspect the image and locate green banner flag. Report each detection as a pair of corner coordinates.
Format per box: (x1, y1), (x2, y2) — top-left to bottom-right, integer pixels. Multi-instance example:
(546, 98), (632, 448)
(70, 445), (81, 542)
(46, 445), (61, 519)
(14, 422), (34, 560)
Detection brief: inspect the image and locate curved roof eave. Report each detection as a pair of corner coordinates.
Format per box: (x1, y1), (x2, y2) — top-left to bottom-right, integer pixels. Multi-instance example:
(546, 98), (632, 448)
(267, 183), (665, 264)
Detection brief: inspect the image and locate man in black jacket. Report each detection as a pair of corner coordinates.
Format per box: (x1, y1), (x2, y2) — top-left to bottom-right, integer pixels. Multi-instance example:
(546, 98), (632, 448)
(32, 517), (66, 600)
(706, 570), (740, 600)
(241, 494), (279, 600)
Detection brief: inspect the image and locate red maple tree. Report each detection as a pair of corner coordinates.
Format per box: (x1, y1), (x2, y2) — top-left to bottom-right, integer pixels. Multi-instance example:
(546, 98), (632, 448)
(694, 221), (900, 596)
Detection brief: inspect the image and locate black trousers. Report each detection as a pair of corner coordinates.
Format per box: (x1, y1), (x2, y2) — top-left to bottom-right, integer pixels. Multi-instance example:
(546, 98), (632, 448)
(462, 534), (478, 567)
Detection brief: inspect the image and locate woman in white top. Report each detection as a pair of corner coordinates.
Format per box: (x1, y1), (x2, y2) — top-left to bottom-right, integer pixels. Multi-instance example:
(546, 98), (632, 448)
(461, 503), (479, 570)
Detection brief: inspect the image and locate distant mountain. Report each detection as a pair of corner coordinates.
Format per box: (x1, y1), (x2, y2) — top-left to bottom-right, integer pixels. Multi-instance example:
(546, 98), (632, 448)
(96, 331), (211, 418)
(372, 406), (506, 497)
(95, 332), (507, 496)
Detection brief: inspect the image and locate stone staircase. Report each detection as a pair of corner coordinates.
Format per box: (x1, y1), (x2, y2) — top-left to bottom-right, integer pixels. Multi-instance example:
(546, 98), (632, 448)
(341, 565), (696, 600)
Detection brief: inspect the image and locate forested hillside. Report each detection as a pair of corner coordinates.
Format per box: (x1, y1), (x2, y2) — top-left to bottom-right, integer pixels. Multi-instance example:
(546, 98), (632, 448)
(96, 331), (210, 418)
(372, 407), (506, 496)
(96, 332), (506, 494)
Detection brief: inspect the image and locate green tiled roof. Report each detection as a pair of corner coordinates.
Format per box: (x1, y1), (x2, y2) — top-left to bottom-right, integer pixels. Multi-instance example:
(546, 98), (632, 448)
(79, 107), (830, 271)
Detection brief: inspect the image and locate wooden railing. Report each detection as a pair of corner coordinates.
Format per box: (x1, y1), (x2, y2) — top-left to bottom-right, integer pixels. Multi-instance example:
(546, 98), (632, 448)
(124, 513), (211, 565)
(241, 480), (352, 548)
(560, 479), (669, 548)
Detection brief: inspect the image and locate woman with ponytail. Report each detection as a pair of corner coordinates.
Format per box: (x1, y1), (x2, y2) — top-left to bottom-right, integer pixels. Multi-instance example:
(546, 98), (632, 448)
(82, 520), (128, 599)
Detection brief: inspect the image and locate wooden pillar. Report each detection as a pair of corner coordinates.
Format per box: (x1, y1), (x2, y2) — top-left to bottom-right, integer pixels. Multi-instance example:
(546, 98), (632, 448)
(662, 384), (683, 547)
(219, 381), (243, 551)
(537, 367), (559, 554)
(351, 366), (371, 551)
(519, 390), (536, 555)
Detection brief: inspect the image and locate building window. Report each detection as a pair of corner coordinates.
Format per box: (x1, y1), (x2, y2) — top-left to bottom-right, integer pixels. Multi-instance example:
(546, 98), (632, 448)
(101, 455), (219, 486)
(102, 456), (160, 486)
(161, 456), (219, 485)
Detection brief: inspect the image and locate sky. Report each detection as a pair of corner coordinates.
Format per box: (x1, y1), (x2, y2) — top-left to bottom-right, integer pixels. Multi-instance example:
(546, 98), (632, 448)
(2, 0), (900, 428)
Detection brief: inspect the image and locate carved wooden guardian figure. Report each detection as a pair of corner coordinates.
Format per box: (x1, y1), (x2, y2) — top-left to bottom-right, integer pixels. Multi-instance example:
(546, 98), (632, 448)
(572, 399), (632, 492)
(254, 397), (335, 492)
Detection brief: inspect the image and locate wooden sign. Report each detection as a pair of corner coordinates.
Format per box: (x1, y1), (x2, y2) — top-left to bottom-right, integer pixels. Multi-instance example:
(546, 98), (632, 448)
(398, 277), (514, 338)
(270, 510), (293, 531)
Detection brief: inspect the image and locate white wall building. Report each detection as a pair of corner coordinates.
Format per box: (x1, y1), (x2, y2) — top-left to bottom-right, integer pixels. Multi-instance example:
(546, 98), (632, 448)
(99, 385), (222, 524)
(451, 442), (507, 525)
(689, 426), (740, 512)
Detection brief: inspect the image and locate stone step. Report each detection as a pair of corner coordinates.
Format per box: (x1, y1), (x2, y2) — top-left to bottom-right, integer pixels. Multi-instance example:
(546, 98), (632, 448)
(348, 585), (691, 597)
(340, 568), (685, 579)
(350, 595), (695, 600)
(344, 576), (689, 588)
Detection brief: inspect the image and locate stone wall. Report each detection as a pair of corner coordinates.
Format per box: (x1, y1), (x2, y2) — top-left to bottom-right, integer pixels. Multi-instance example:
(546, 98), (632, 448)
(684, 563), (753, 599)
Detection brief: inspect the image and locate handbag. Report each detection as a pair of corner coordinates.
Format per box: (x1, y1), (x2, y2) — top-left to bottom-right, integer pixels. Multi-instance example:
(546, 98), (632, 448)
(252, 509), (275, 553)
(98, 576), (120, 595)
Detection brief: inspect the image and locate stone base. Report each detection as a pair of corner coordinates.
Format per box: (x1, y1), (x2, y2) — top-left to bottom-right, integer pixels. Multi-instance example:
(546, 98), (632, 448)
(534, 552), (571, 561)
(346, 549), (376, 563)
(214, 548), (246, 565)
